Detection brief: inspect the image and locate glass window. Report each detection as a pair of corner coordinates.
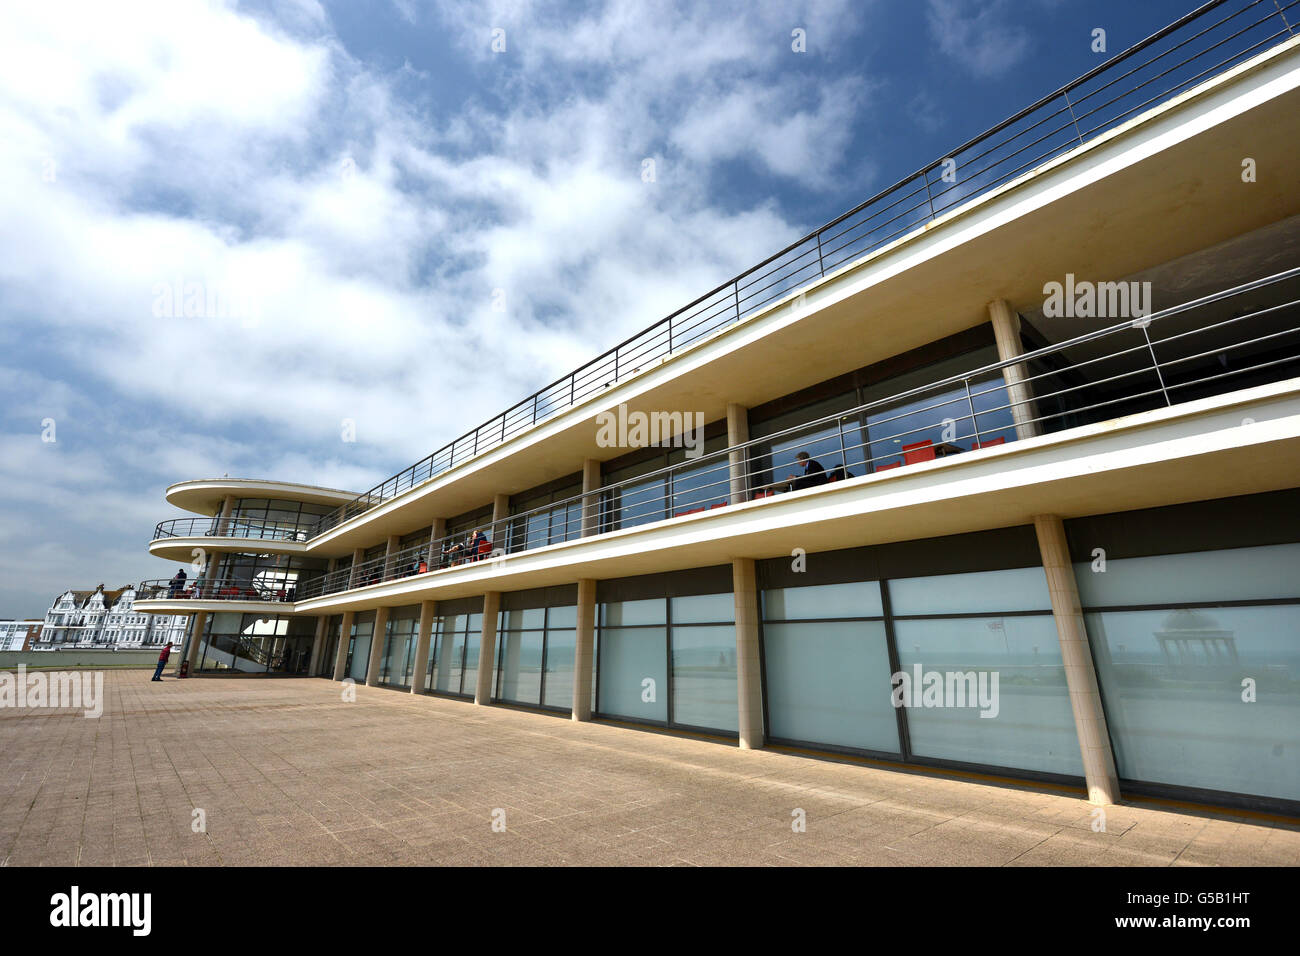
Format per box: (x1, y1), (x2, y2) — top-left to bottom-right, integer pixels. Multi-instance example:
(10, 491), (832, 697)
(543, 628), (576, 710)
(1087, 606), (1299, 801)
(670, 625), (737, 731)
(603, 599), (664, 627)
(597, 626), (668, 722)
(894, 616), (1081, 776)
(1076, 543), (1300, 608)
(763, 620), (899, 753)
(671, 592), (734, 624)
(890, 567), (1051, 615)
(763, 581), (883, 620)
(497, 629), (544, 705)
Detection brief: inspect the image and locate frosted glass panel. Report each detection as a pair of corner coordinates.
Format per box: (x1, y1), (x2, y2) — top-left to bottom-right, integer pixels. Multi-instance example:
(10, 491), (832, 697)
(434, 627), (465, 694)
(671, 625), (737, 731)
(890, 567), (1050, 614)
(547, 605), (577, 629)
(1087, 606), (1300, 802)
(598, 626), (667, 721)
(763, 580), (883, 620)
(542, 629), (575, 710)
(463, 631), (480, 697)
(671, 592), (734, 624)
(763, 621), (899, 753)
(894, 616), (1081, 775)
(603, 599), (664, 627)
(348, 623), (373, 683)
(498, 630), (543, 705)
(1075, 543), (1300, 607)
(503, 608), (545, 630)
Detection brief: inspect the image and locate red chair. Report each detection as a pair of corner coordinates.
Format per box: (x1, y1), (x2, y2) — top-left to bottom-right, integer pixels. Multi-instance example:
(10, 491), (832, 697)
(902, 440), (935, 465)
(973, 436), (1007, 449)
(709, 501), (728, 509)
(751, 490), (772, 499)
(875, 461), (902, 472)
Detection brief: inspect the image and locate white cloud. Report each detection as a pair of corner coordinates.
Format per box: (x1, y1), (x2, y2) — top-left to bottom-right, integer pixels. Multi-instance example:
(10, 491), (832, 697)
(0, 0), (875, 614)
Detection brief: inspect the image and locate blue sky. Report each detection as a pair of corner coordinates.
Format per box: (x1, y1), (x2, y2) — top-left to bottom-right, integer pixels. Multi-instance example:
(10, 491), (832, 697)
(0, 0), (1205, 617)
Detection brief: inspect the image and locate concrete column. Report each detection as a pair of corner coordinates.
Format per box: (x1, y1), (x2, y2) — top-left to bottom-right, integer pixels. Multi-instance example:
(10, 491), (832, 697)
(491, 494), (509, 552)
(427, 518), (446, 568)
(332, 610), (355, 681)
(201, 552), (223, 599)
(726, 403), (750, 504)
(365, 606), (390, 687)
(180, 610), (208, 675)
(216, 495), (235, 535)
(474, 591), (501, 705)
(581, 458), (601, 537)
(988, 299), (1042, 442)
(571, 578), (597, 721)
(307, 615), (328, 675)
(732, 558), (764, 749)
(382, 534), (399, 581)
(1033, 514), (1120, 805)
(410, 600), (436, 694)
(347, 548), (364, 589)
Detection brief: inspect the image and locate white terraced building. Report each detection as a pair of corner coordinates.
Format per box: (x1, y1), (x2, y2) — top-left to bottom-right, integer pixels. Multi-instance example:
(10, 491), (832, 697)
(37, 585), (188, 650)
(136, 2), (1300, 815)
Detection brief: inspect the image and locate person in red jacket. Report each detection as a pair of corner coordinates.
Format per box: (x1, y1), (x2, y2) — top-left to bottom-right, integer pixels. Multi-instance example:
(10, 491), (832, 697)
(152, 643), (172, 682)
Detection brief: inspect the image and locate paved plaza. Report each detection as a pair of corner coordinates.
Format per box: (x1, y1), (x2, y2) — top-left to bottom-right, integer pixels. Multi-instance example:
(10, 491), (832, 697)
(1, 670), (1296, 867)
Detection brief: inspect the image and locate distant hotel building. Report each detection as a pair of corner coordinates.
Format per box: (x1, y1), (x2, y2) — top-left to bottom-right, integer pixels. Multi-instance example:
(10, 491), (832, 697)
(37, 585), (187, 649)
(136, 3), (1300, 814)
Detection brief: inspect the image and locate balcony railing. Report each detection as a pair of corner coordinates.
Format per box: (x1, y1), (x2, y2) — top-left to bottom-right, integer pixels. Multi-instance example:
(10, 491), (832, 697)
(152, 516), (314, 543)
(137, 577), (301, 603)
(307, 0), (1300, 539)
(288, 266), (1300, 602)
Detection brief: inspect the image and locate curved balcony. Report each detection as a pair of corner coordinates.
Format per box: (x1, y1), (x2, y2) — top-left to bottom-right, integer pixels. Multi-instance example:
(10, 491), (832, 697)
(294, 266), (1300, 603)
(152, 515), (316, 543)
(135, 577), (303, 610)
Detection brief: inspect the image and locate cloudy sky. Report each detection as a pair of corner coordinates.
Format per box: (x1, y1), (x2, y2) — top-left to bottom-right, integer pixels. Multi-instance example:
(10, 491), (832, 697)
(0, 0), (1201, 616)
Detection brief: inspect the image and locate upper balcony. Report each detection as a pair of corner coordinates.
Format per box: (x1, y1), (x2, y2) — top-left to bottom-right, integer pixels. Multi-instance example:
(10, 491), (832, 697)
(301, 0), (1300, 552)
(291, 265), (1300, 609)
(164, 478), (361, 518)
(148, 515), (316, 561)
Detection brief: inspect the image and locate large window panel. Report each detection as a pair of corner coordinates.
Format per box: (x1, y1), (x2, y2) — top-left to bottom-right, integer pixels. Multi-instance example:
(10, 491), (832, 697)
(890, 567), (1051, 615)
(894, 616), (1082, 776)
(542, 628), (576, 710)
(498, 629), (544, 705)
(598, 626), (668, 722)
(763, 620), (900, 753)
(1076, 543), (1300, 608)
(670, 625), (737, 731)
(1088, 606), (1300, 802)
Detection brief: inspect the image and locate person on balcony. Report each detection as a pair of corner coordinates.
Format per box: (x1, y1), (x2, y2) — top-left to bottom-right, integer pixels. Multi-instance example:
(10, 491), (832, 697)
(441, 540), (465, 567)
(470, 529), (491, 561)
(168, 568), (187, 598)
(789, 452), (828, 491)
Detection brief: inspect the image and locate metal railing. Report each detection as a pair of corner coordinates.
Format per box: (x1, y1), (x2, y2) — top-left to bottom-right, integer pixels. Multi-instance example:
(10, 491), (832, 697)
(288, 267), (1300, 602)
(137, 577), (302, 603)
(308, 0), (1299, 538)
(152, 516), (315, 543)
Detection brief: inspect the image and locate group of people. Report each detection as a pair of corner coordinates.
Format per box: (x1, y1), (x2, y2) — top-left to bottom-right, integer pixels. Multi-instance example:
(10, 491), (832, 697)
(440, 528), (493, 567)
